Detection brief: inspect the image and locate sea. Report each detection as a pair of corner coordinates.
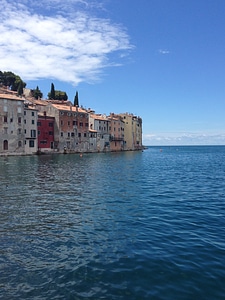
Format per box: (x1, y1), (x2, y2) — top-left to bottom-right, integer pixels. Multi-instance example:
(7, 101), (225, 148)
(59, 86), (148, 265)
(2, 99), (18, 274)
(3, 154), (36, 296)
(0, 146), (225, 300)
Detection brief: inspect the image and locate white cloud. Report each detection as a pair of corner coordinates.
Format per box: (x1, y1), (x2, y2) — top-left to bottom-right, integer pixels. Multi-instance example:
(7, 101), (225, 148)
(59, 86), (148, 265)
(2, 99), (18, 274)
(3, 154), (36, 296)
(158, 49), (170, 55)
(0, 0), (132, 85)
(143, 132), (225, 146)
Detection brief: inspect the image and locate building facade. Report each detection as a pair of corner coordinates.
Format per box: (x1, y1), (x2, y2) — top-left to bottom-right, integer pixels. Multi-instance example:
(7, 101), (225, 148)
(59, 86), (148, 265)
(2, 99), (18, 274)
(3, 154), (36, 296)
(119, 113), (142, 150)
(108, 113), (125, 151)
(37, 113), (55, 152)
(89, 114), (110, 152)
(0, 93), (25, 155)
(24, 103), (38, 154)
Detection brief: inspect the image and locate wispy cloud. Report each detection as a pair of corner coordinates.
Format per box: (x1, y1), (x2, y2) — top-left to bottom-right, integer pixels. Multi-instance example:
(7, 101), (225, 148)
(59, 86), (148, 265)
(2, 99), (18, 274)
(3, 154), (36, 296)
(158, 49), (170, 55)
(143, 132), (225, 146)
(0, 0), (132, 85)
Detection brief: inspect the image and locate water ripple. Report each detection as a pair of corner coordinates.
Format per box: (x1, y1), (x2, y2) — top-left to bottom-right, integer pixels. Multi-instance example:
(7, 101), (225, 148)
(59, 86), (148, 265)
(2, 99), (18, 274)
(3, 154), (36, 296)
(1, 147), (225, 299)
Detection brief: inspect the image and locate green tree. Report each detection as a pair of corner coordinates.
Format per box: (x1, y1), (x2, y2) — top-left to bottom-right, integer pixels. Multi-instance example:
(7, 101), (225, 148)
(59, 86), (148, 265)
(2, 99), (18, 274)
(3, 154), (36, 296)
(32, 86), (43, 99)
(74, 91), (79, 107)
(48, 89), (68, 100)
(17, 80), (24, 96)
(0, 71), (26, 91)
(49, 83), (55, 99)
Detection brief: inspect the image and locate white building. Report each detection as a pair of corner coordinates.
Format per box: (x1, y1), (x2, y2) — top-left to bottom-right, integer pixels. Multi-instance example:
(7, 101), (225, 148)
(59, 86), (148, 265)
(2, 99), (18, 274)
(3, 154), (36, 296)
(24, 103), (38, 154)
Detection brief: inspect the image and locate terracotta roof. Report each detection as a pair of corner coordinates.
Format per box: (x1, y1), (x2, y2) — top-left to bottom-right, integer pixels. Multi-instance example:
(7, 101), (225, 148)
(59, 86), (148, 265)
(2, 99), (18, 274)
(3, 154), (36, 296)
(26, 97), (48, 106)
(0, 93), (24, 101)
(90, 114), (109, 121)
(51, 104), (87, 113)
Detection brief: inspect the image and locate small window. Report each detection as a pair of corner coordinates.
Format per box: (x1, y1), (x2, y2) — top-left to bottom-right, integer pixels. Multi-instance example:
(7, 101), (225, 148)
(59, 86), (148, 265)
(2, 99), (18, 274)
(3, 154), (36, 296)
(61, 132), (63, 137)
(18, 141), (22, 147)
(79, 122), (83, 127)
(31, 130), (36, 138)
(78, 133), (81, 137)
(49, 122), (53, 127)
(71, 132), (75, 137)
(68, 132), (70, 137)
(18, 117), (21, 124)
(32, 120), (34, 125)
(32, 112), (34, 116)
(37, 121), (41, 126)
(29, 140), (34, 147)
(4, 116), (7, 123)
(3, 140), (8, 150)
(84, 133), (87, 137)
(49, 131), (53, 135)
(24, 111), (26, 115)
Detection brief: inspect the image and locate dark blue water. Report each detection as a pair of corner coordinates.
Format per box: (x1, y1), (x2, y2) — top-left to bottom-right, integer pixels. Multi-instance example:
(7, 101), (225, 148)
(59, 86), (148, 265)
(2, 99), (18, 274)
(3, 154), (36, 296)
(1, 146), (225, 299)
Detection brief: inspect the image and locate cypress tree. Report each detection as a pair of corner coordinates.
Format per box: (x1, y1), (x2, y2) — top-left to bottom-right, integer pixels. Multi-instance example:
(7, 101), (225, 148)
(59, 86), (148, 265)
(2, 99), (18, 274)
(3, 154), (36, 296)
(74, 91), (79, 107)
(50, 83), (55, 99)
(17, 80), (23, 96)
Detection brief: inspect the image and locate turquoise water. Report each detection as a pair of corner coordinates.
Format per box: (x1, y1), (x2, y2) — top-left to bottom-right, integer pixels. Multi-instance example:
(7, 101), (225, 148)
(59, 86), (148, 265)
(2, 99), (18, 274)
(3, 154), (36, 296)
(0, 146), (225, 299)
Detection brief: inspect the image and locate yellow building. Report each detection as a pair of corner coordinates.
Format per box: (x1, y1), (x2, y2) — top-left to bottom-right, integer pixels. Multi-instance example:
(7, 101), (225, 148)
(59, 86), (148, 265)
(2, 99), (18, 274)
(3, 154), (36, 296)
(119, 113), (142, 150)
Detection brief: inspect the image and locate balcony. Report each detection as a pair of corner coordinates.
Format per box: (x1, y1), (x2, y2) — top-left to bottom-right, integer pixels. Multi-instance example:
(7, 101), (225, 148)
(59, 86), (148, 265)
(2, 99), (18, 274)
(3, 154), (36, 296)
(110, 135), (124, 141)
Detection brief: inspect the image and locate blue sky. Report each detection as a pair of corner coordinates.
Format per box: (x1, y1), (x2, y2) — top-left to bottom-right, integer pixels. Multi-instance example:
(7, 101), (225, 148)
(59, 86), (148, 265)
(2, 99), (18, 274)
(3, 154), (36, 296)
(1, 0), (225, 145)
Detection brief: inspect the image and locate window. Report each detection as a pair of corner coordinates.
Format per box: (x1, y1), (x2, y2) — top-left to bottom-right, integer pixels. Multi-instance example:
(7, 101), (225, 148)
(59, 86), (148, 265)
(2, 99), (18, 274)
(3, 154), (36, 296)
(61, 132), (63, 137)
(37, 121), (41, 126)
(32, 112), (34, 116)
(78, 133), (81, 137)
(3, 140), (8, 150)
(49, 131), (53, 135)
(68, 121), (70, 126)
(18, 128), (21, 134)
(31, 130), (36, 138)
(18, 141), (22, 147)
(29, 140), (34, 147)
(79, 122), (83, 127)
(24, 120), (26, 124)
(85, 123), (88, 127)
(38, 130), (40, 135)
(73, 121), (77, 126)
(68, 132), (70, 137)
(4, 116), (7, 123)
(10, 118), (13, 123)
(18, 117), (21, 124)
(24, 111), (26, 115)
(17, 107), (21, 113)
(32, 120), (35, 125)
(71, 132), (75, 137)
(61, 120), (63, 126)
(84, 133), (87, 137)
(49, 122), (53, 127)
(24, 129), (26, 134)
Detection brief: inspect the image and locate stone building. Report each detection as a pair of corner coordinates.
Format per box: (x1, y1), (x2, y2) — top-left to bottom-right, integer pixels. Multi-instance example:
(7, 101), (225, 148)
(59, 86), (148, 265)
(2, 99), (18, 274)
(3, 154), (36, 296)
(0, 93), (25, 155)
(108, 113), (125, 151)
(24, 103), (38, 154)
(89, 113), (110, 152)
(119, 113), (142, 150)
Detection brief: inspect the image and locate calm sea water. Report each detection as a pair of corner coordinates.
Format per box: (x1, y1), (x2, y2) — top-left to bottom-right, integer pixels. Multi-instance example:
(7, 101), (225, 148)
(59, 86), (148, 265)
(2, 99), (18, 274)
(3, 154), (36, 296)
(0, 146), (225, 299)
